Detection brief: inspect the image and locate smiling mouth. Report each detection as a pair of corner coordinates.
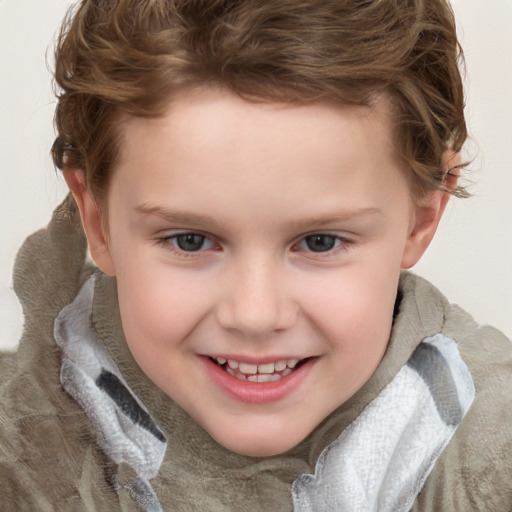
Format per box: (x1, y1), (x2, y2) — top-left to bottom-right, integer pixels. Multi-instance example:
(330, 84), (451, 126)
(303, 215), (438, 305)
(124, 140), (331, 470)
(209, 357), (309, 382)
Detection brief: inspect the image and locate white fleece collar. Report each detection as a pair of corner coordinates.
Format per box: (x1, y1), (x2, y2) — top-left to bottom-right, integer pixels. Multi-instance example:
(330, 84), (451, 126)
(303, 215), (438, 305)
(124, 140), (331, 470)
(54, 276), (166, 512)
(292, 334), (475, 511)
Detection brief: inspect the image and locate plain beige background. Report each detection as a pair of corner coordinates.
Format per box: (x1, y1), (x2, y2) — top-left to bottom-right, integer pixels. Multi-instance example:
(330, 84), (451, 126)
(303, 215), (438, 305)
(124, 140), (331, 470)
(1, 0), (511, 351)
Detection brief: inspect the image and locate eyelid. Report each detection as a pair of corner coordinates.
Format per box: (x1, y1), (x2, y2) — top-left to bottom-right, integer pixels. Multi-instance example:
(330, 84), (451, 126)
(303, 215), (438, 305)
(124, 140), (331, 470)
(159, 228), (217, 242)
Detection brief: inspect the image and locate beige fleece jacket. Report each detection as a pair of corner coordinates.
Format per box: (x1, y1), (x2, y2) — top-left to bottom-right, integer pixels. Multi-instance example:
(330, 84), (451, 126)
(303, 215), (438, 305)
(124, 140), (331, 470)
(1, 196), (511, 511)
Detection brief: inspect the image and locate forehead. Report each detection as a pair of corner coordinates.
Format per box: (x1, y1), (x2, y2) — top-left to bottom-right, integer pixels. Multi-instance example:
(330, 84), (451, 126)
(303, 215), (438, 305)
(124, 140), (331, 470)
(117, 87), (398, 170)
(109, 87), (410, 220)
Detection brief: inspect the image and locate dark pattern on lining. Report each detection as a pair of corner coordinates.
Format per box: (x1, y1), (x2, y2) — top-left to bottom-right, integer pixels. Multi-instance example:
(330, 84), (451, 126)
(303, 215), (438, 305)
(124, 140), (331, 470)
(96, 370), (166, 443)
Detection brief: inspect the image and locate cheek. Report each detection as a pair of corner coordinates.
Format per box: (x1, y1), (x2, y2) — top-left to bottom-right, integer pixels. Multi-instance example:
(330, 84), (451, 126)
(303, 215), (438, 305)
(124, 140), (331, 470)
(113, 258), (213, 360)
(299, 256), (401, 365)
(305, 256), (401, 326)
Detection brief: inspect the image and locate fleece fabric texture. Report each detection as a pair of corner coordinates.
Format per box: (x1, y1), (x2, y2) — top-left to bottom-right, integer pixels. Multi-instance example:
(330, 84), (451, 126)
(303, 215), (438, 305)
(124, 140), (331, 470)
(1, 195), (512, 511)
(54, 274), (476, 512)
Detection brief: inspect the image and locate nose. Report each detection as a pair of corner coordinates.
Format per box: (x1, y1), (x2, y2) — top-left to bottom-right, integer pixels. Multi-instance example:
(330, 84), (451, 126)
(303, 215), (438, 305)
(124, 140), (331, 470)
(216, 254), (298, 338)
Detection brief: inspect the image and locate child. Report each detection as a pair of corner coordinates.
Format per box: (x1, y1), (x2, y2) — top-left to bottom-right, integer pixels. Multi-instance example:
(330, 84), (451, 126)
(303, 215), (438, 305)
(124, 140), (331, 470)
(1, 0), (511, 510)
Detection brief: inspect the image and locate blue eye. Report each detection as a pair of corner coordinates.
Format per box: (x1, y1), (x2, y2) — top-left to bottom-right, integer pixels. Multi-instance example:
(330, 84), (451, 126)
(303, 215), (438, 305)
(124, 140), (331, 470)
(165, 233), (214, 252)
(157, 231), (218, 258)
(302, 234), (338, 252)
(174, 233), (207, 251)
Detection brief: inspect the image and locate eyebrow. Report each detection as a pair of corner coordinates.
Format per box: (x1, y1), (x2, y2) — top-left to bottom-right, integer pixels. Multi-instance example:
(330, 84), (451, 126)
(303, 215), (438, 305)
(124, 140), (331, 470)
(135, 203), (382, 231)
(288, 208), (382, 229)
(135, 204), (229, 231)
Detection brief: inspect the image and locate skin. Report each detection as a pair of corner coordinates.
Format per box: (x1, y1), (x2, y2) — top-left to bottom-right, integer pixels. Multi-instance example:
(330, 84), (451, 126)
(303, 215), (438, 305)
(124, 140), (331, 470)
(66, 87), (452, 457)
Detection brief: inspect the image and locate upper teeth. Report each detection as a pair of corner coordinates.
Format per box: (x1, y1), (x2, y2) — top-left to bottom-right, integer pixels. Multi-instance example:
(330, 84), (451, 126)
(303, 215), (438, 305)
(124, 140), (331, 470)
(221, 358), (299, 374)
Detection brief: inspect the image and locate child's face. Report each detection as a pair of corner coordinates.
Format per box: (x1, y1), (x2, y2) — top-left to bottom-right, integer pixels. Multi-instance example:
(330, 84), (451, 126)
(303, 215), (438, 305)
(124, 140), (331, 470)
(74, 88), (443, 456)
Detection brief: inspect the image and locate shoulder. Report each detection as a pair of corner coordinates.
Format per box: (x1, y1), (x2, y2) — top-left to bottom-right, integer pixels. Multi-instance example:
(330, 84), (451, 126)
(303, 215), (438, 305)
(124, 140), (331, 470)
(0, 196), (119, 509)
(0, 339), (119, 510)
(414, 296), (512, 510)
(0, 340), (122, 510)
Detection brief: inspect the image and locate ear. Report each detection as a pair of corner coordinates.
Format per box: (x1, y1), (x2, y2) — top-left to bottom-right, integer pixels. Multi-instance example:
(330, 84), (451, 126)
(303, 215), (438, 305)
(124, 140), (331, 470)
(401, 152), (461, 269)
(63, 169), (116, 276)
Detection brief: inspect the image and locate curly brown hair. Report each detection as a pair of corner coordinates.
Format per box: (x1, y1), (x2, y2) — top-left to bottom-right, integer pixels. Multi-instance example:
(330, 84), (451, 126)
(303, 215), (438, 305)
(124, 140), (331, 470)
(52, 0), (467, 203)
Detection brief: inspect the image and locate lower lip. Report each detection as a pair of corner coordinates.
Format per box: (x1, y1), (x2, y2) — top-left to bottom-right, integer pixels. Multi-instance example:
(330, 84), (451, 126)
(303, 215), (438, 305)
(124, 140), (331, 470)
(202, 357), (315, 404)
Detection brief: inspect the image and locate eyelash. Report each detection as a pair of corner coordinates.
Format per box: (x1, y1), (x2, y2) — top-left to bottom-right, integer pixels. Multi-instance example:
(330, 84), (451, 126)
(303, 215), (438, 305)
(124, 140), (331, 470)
(293, 233), (351, 256)
(157, 232), (218, 258)
(157, 231), (354, 259)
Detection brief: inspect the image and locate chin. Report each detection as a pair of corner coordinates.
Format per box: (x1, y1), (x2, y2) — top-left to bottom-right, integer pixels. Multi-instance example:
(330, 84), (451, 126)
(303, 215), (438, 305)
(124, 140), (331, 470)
(222, 439), (294, 458)
(211, 424), (307, 458)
